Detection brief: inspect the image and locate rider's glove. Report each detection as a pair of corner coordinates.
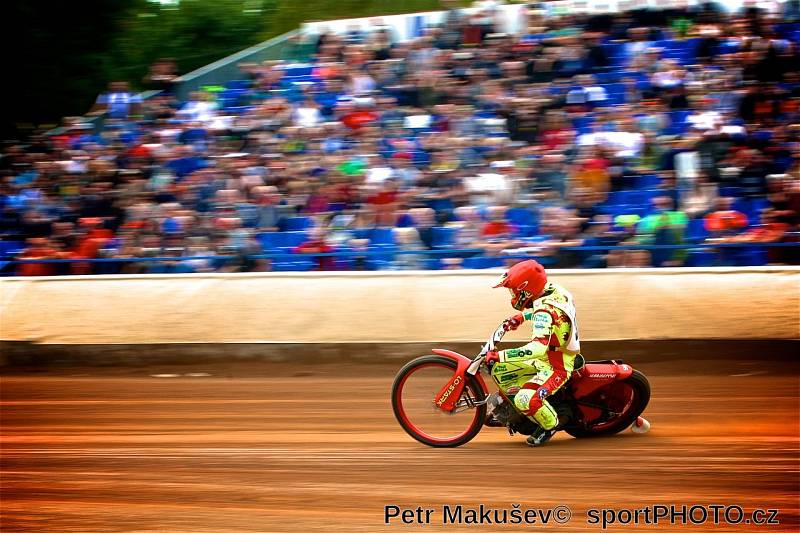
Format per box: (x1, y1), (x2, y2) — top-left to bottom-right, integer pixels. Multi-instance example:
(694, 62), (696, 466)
(502, 314), (525, 332)
(485, 350), (501, 368)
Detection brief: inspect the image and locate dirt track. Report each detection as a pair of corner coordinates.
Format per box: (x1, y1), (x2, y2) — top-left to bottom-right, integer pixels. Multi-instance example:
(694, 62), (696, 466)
(1, 359), (798, 532)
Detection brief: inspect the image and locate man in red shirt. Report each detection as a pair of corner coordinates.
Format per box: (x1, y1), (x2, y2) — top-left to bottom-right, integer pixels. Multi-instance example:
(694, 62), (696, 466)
(367, 179), (400, 226)
(17, 238), (62, 276)
(478, 206), (522, 255)
(704, 197), (749, 238)
(293, 228), (334, 270)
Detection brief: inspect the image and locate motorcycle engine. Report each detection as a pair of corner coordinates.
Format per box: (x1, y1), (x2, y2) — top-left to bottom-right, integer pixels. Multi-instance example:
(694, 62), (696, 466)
(486, 393), (539, 435)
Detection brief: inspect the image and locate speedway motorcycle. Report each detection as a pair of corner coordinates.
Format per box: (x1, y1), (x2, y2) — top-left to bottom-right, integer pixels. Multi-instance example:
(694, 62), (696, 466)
(391, 322), (651, 447)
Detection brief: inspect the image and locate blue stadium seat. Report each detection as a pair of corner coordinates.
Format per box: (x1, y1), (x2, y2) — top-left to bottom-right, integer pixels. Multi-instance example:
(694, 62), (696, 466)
(272, 258), (316, 272)
(352, 228), (372, 240)
(686, 249), (717, 267)
(258, 231), (308, 251)
(431, 227), (458, 248)
(283, 231), (309, 248)
(636, 175), (661, 189)
(669, 110), (691, 129)
(284, 65), (314, 77)
(0, 241), (24, 258)
(687, 218), (709, 243)
(506, 207), (536, 226)
(283, 216), (313, 231)
(720, 186), (742, 197)
(737, 247), (768, 266)
(422, 258), (441, 270)
(226, 79), (252, 90)
(462, 257), (504, 269)
(595, 72), (619, 84)
(258, 232), (284, 250)
(748, 198), (770, 220)
(514, 224), (539, 237)
(572, 116), (595, 135)
(370, 228), (396, 245)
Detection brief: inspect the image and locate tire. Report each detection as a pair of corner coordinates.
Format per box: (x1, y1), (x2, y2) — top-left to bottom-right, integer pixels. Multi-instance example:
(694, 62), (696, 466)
(565, 370), (651, 439)
(391, 355), (487, 448)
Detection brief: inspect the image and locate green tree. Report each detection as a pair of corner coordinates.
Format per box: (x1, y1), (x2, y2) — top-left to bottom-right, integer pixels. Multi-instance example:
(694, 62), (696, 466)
(5, 0), (146, 138)
(5, 0), (467, 138)
(111, 0), (276, 81)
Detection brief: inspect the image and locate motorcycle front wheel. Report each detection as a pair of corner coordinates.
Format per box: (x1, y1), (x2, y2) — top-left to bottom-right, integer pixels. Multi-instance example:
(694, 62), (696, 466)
(391, 355), (487, 448)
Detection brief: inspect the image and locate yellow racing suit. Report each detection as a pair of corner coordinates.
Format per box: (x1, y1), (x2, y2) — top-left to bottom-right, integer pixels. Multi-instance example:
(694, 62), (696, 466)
(490, 282), (581, 430)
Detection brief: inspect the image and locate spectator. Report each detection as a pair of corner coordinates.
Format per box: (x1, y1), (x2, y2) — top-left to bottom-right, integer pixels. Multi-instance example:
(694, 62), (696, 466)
(476, 206), (522, 256)
(729, 208), (788, 244)
(6, 5), (800, 275)
(293, 227), (334, 271)
(393, 227), (425, 270)
(704, 197), (749, 238)
(176, 92), (219, 125)
(143, 58), (177, 93)
(681, 175), (719, 219)
(90, 81), (142, 120)
(16, 238), (63, 276)
(294, 96), (324, 128)
(636, 196), (689, 266)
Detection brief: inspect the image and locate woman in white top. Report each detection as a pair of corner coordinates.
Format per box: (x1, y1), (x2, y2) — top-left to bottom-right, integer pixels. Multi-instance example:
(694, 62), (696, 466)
(680, 175), (719, 219)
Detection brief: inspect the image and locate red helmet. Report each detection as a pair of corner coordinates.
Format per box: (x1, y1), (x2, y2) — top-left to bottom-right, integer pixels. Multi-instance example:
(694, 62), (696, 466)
(493, 260), (548, 311)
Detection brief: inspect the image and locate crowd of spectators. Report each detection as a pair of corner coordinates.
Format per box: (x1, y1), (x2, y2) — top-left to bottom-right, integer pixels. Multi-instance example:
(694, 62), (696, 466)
(2, 1), (800, 275)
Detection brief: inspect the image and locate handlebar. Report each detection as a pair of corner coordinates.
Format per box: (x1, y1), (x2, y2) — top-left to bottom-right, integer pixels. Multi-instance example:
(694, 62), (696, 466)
(466, 322), (507, 376)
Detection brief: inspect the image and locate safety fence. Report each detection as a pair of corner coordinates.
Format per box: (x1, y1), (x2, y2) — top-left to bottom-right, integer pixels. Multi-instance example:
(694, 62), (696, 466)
(1, 267), (798, 345)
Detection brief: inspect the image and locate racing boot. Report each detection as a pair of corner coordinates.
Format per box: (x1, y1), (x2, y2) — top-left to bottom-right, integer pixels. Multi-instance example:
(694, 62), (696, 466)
(526, 425), (556, 447)
(526, 408), (571, 447)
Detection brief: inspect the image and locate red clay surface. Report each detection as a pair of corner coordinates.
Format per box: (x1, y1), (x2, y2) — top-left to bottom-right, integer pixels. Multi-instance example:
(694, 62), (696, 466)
(1, 359), (798, 532)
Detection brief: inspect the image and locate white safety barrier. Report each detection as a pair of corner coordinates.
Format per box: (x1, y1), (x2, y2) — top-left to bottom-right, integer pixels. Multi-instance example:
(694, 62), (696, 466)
(1, 267), (798, 345)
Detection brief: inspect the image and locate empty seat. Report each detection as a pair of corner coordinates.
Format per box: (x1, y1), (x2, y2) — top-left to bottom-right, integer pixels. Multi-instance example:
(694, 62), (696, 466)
(258, 231), (308, 251)
(283, 216), (313, 231)
(462, 257), (505, 269)
(506, 207), (536, 226)
(688, 218), (709, 242)
(370, 228), (396, 245)
(431, 227), (459, 248)
(686, 249), (717, 267)
(720, 186), (742, 197)
(514, 224), (539, 237)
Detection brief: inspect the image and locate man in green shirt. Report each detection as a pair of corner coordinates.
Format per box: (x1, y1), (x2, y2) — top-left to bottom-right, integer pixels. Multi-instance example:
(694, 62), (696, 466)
(636, 196), (689, 266)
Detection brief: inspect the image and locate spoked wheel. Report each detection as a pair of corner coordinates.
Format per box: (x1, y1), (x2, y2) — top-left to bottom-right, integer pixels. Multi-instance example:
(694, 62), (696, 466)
(391, 355), (487, 448)
(566, 370), (651, 438)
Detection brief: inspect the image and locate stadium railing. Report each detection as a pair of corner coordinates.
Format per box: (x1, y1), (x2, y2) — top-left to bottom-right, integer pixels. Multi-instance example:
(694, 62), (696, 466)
(2, 241), (798, 275)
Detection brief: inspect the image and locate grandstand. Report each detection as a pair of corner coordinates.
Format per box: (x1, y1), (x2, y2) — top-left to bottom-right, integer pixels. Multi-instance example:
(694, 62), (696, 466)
(2, 1), (799, 275)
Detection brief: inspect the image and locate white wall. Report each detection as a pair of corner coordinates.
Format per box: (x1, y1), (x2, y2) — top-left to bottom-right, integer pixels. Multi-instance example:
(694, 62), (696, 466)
(1, 268), (798, 345)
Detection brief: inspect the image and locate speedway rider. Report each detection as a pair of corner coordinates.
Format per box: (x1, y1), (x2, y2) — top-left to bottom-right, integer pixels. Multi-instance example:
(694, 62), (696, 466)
(486, 259), (581, 447)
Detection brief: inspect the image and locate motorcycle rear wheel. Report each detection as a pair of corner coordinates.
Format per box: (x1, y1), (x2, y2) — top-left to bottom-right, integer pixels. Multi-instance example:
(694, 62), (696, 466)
(565, 370), (651, 438)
